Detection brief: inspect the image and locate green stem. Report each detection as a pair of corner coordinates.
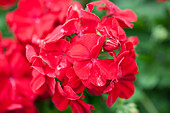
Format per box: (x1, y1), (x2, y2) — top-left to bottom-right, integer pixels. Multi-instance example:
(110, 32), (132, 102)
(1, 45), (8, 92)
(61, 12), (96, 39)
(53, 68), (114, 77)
(140, 93), (159, 113)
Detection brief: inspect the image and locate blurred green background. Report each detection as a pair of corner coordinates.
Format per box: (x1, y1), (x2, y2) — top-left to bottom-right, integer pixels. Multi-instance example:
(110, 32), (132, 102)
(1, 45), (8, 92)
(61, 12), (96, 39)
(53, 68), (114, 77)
(0, 0), (170, 113)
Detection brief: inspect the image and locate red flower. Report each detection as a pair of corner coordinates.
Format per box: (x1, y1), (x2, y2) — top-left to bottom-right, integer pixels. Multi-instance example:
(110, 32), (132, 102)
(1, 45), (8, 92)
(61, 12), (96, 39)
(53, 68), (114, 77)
(106, 42), (138, 107)
(63, 67), (85, 93)
(43, 3), (100, 44)
(68, 33), (118, 87)
(7, 0), (71, 44)
(89, 0), (137, 28)
(98, 17), (127, 42)
(0, 37), (37, 112)
(40, 39), (72, 81)
(52, 81), (94, 113)
(26, 45), (56, 95)
(21, 1), (139, 112)
(128, 36), (139, 46)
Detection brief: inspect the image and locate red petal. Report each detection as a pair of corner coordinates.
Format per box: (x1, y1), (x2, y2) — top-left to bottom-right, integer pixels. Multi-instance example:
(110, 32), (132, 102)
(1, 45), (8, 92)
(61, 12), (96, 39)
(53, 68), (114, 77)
(0, 54), (10, 76)
(31, 70), (46, 93)
(15, 78), (35, 100)
(89, 64), (106, 87)
(45, 65), (56, 78)
(26, 45), (37, 63)
(74, 61), (92, 80)
(115, 9), (137, 22)
(86, 4), (94, 12)
(81, 10), (100, 33)
(106, 87), (119, 107)
(66, 68), (85, 93)
(96, 59), (118, 80)
(62, 18), (79, 35)
(10, 51), (30, 78)
(80, 33), (105, 58)
(68, 44), (91, 61)
(64, 86), (81, 100)
(46, 77), (56, 95)
(120, 57), (138, 77)
(32, 57), (45, 75)
(52, 82), (69, 111)
(116, 80), (135, 99)
(128, 36), (139, 46)
(43, 25), (64, 43)
(40, 49), (61, 68)
(70, 100), (94, 113)
(52, 94), (69, 111)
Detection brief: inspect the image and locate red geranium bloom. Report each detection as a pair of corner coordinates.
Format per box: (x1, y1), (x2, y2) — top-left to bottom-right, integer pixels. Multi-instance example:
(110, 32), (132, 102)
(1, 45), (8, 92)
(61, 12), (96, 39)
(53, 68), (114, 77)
(43, 2), (100, 44)
(0, 36), (37, 112)
(22, 1), (139, 112)
(106, 42), (138, 107)
(5, 101), (38, 113)
(7, 0), (71, 44)
(63, 67), (85, 93)
(68, 33), (118, 87)
(26, 45), (56, 95)
(40, 39), (72, 81)
(89, 0), (137, 28)
(52, 81), (94, 113)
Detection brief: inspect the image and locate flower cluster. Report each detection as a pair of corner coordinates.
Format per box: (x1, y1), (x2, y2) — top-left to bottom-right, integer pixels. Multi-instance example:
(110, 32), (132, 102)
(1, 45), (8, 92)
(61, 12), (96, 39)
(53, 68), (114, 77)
(0, 0), (139, 113)
(0, 33), (37, 113)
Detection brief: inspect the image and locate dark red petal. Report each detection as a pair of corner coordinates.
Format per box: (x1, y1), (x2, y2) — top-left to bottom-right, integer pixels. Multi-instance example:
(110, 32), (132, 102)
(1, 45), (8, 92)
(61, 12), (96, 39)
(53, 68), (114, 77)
(66, 68), (85, 93)
(104, 38), (120, 51)
(70, 100), (94, 113)
(115, 17), (134, 28)
(106, 87), (120, 107)
(52, 82), (69, 111)
(52, 94), (69, 111)
(56, 81), (67, 97)
(55, 58), (71, 81)
(120, 57), (138, 77)
(121, 74), (136, 81)
(82, 80), (94, 89)
(41, 39), (70, 52)
(116, 79), (135, 99)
